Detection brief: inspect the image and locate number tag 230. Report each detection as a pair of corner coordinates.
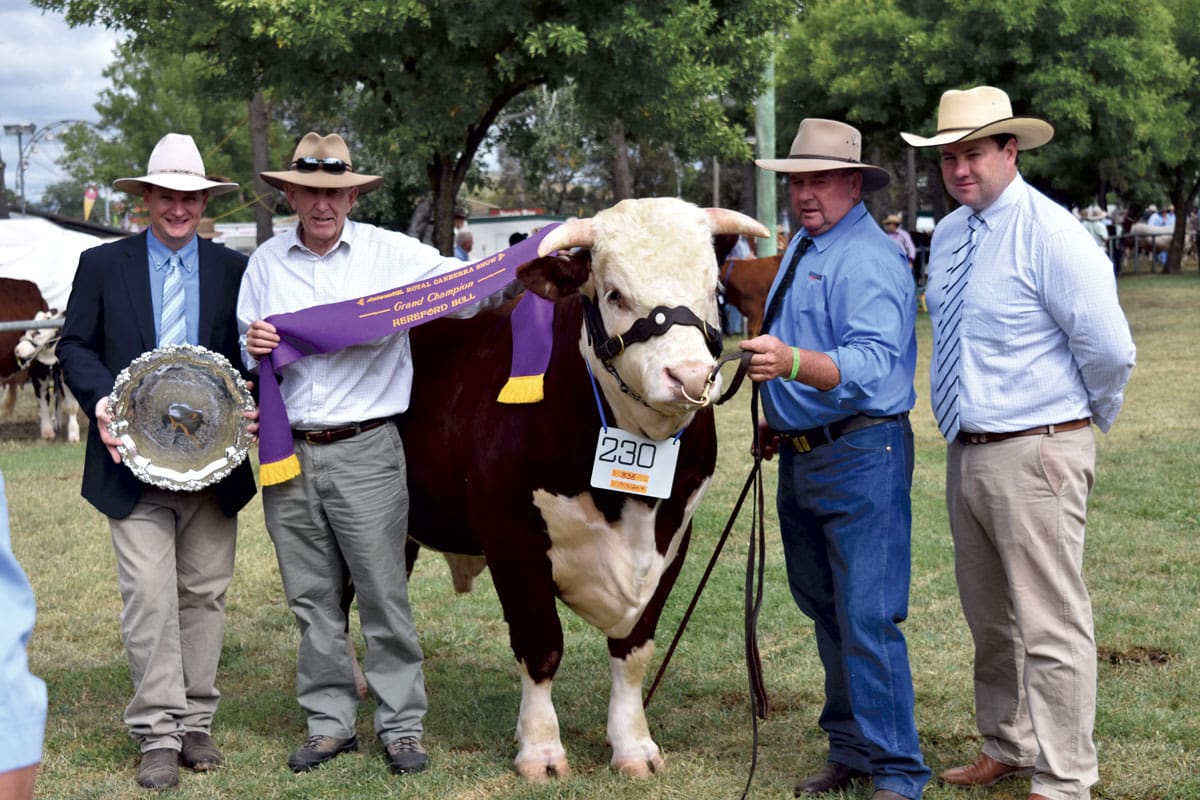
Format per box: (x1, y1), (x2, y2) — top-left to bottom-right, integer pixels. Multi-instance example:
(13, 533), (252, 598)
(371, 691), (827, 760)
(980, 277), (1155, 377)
(589, 427), (680, 499)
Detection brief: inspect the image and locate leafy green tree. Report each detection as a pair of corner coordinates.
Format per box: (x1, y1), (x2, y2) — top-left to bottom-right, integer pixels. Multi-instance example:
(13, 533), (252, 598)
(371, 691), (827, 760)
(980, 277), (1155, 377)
(39, 0), (791, 254)
(775, 0), (1185, 234)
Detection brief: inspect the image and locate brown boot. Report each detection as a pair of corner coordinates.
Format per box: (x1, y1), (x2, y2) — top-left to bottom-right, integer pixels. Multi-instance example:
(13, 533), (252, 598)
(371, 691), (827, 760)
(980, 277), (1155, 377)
(136, 748), (179, 789)
(180, 731), (222, 771)
(939, 752), (1033, 787)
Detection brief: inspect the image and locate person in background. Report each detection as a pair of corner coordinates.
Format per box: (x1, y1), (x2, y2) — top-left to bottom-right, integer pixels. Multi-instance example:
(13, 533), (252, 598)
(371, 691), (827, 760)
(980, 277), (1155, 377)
(903, 85), (1135, 800)
(57, 133), (257, 790)
(0, 471), (47, 800)
(1081, 206), (1108, 250)
(882, 213), (919, 287)
(739, 118), (930, 800)
(454, 229), (474, 261)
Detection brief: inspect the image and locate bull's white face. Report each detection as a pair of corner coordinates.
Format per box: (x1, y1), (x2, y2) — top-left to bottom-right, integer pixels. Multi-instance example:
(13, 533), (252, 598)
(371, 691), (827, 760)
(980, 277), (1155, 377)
(15, 312), (61, 367)
(586, 198), (723, 439)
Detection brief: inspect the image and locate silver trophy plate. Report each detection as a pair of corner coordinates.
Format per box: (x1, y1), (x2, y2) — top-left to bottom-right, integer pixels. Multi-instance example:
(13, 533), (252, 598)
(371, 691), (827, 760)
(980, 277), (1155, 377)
(107, 344), (255, 491)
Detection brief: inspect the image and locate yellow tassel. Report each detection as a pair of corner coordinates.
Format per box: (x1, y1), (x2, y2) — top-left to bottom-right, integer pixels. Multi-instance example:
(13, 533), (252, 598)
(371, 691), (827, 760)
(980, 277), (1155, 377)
(259, 454), (302, 486)
(496, 374), (545, 404)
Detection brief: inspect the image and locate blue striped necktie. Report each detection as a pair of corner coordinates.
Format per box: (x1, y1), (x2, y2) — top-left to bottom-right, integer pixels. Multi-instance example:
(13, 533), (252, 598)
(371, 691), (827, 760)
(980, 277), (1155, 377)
(931, 213), (983, 440)
(159, 253), (187, 346)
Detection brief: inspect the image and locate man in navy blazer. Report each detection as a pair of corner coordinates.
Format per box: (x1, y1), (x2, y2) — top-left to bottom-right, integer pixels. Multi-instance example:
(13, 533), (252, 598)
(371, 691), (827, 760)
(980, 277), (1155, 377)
(59, 133), (256, 790)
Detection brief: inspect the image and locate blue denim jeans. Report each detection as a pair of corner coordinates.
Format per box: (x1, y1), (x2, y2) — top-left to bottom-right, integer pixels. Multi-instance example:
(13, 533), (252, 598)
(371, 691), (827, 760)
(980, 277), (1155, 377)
(777, 416), (930, 799)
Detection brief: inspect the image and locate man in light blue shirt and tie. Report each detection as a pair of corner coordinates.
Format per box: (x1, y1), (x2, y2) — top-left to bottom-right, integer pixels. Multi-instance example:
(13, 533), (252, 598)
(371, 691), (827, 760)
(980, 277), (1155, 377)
(903, 86), (1136, 800)
(58, 133), (257, 790)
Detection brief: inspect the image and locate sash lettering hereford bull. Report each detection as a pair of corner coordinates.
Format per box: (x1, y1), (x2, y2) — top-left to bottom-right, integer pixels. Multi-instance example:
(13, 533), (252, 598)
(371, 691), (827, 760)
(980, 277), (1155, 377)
(401, 198), (767, 779)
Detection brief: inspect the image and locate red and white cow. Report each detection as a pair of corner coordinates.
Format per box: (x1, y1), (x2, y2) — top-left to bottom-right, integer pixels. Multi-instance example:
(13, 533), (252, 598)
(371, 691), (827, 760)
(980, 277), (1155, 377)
(402, 198), (767, 780)
(14, 311), (81, 442)
(1, 277), (50, 418)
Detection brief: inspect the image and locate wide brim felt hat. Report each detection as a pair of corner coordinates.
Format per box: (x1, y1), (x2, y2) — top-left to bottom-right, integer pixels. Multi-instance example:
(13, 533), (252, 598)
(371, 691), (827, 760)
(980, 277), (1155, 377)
(260, 132), (383, 194)
(901, 85), (1054, 151)
(113, 133), (239, 196)
(756, 118), (891, 193)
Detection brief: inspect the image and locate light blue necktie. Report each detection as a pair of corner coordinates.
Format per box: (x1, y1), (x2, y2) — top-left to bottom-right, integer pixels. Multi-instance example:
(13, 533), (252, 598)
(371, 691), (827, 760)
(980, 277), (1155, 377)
(159, 253), (187, 346)
(932, 213), (983, 440)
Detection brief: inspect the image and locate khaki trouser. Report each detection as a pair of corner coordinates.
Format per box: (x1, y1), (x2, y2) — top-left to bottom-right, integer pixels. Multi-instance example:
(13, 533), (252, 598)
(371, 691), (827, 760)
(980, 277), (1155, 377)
(947, 425), (1099, 800)
(109, 487), (236, 752)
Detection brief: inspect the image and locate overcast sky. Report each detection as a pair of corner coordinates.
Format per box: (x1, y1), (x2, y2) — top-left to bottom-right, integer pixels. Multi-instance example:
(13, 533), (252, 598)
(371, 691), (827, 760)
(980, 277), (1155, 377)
(1, 0), (121, 202)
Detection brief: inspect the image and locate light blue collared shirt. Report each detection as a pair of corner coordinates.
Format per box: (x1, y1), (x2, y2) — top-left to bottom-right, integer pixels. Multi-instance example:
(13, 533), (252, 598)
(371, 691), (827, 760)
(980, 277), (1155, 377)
(0, 472), (47, 772)
(762, 202), (918, 431)
(925, 174), (1135, 435)
(147, 233), (201, 346)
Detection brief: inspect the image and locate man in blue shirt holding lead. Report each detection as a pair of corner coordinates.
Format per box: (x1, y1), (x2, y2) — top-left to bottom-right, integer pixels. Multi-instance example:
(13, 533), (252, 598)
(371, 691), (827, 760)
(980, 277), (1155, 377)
(739, 118), (929, 800)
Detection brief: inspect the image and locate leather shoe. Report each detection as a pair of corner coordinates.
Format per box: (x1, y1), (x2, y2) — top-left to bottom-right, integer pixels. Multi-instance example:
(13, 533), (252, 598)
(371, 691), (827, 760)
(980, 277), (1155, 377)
(287, 734), (358, 772)
(384, 736), (428, 774)
(1029, 796), (1052, 800)
(180, 731), (222, 771)
(872, 792), (910, 800)
(794, 761), (868, 796)
(939, 752), (1033, 787)
(136, 748), (179, 789)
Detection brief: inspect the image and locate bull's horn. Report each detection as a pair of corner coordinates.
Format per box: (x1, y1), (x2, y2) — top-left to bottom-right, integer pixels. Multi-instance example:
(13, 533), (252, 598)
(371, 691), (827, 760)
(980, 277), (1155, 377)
(538, 218), (596, 257)
(705, 208), (770, 239)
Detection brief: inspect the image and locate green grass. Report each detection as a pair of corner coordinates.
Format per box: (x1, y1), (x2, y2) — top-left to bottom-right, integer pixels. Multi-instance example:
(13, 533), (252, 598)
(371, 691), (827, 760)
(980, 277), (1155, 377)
(3, 268), (1198, 799)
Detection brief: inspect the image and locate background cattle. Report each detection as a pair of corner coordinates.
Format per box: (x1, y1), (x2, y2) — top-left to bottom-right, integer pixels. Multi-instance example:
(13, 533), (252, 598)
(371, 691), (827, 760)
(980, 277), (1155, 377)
(14, 311), (81, 442)
(1, 277), (50, 418)
(401, 198), (767, 780)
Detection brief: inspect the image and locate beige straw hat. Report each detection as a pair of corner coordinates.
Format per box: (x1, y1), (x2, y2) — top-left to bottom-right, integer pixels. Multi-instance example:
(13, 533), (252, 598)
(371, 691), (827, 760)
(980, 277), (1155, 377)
(900, 85), (1054, 151)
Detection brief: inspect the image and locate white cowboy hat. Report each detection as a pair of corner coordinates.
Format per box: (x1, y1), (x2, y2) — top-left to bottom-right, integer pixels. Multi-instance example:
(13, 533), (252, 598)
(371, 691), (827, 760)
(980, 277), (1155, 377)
(260, 132), (383, 194)
(1084, 205), (1106, 221)
(900, 85), (1054, 151)
(113, 133), (239, 196)
(756, 118), (891, 193)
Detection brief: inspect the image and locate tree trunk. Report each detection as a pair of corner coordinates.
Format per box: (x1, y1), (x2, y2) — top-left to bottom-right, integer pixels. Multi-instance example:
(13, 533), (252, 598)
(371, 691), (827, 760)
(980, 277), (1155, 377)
(429, 158), (458, 256)
(609, 119), (633, 202)
(249, 90), (274, 247)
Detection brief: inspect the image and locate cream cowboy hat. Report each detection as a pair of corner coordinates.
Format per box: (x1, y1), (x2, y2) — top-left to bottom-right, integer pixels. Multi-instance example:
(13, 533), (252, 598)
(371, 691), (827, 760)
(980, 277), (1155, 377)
(883, 213), (903, 226)
(1084, 205), (1106, 221)
(260, 132), (383, 193)
(113, 133), (239, 196)
(756, 118), (891, 193)
(900, 85), (1054, 151)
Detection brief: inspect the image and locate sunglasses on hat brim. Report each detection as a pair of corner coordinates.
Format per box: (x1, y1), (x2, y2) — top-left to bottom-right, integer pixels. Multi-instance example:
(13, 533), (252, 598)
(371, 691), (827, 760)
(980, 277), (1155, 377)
(291, 157), (354, 175)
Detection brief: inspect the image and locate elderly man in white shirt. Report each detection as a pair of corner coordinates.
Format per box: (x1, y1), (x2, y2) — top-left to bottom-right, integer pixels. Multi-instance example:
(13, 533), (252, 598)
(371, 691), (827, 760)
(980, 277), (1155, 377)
(902, 87), (1135, 800)
(239, 133), (508, 779)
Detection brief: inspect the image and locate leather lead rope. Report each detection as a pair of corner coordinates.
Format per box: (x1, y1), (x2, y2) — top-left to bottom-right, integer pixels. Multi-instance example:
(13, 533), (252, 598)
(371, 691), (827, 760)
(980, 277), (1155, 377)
(643, 382), (770, 799)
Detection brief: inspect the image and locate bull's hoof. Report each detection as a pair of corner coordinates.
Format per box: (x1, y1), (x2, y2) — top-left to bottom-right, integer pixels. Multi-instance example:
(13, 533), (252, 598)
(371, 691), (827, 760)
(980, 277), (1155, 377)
(514, 751), (570, 782)
(612, 752), (665, 777)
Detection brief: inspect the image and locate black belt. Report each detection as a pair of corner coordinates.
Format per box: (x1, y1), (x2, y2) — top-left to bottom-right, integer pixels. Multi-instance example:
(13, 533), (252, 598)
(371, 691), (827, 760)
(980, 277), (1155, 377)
(777, 412), (907, 454)
(292, 416), (395, 445)
(956, 417), (1090, 445)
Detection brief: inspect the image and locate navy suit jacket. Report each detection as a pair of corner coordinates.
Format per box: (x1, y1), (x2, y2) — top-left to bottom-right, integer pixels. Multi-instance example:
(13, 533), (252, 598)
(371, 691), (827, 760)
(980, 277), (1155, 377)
(59, 231), (257, 519)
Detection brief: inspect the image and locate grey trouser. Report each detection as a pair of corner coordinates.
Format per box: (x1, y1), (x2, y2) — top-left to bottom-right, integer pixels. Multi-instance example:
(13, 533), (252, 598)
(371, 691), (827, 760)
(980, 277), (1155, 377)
(109, 486), (236, 752)
(947, 425), (1098, 800)
(263, 422), (426, 744)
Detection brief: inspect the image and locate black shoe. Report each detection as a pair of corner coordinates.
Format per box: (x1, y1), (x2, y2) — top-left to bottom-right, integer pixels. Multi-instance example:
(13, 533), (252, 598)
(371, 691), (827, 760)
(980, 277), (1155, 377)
(287, 734), (358, 773)
(384, 736), (428, 775)
(137, 748), (180, 789)
(180, 731), (222, 771)
(795, 761), (868, 796)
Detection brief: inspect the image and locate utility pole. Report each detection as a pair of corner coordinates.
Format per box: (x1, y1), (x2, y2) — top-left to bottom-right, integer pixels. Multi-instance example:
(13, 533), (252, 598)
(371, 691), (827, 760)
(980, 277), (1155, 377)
(754, 52), (777, 256)
(3, 122), (36, 213)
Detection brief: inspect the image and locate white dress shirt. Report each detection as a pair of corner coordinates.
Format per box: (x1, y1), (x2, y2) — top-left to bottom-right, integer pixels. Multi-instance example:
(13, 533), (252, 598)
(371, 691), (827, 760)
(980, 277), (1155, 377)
(925, 174), (1135, 434)
(238, 220), (483, 428)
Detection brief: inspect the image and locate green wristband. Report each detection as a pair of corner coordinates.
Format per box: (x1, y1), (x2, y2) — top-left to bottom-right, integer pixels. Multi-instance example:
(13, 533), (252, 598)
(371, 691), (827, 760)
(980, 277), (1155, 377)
(787, 347), (801, 381)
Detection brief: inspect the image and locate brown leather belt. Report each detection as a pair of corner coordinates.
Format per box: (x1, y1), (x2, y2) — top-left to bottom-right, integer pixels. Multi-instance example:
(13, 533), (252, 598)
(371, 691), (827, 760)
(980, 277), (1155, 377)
(956, 417), (1091, 445)
(777, 412), (907, 454)
(292, 416), (394, 445)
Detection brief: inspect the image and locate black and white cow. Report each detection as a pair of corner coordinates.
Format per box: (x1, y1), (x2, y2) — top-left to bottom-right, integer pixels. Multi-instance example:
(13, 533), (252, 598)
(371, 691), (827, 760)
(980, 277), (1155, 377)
(401, 198), (767, 779)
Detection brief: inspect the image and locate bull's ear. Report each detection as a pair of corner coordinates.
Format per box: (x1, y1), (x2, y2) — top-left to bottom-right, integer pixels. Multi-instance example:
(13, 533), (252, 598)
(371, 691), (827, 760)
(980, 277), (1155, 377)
(516, 251), (592, 300)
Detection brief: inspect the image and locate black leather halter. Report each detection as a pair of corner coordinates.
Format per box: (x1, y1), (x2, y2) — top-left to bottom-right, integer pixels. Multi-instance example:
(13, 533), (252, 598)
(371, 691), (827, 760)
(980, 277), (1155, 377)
(581, 295), (722, 364)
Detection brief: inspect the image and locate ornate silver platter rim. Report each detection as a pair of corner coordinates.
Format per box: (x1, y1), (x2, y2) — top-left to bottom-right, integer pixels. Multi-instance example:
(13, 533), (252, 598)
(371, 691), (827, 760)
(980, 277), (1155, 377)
(107, 343), (255, 492)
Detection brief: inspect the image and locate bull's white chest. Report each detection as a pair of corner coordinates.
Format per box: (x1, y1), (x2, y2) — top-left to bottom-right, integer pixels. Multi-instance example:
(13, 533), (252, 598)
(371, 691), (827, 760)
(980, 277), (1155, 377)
(532, 479), (709, 640)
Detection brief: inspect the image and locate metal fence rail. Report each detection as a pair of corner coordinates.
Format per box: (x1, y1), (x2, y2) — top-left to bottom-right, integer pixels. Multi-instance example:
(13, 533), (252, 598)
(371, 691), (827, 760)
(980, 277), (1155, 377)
(0, 317), (65, 333)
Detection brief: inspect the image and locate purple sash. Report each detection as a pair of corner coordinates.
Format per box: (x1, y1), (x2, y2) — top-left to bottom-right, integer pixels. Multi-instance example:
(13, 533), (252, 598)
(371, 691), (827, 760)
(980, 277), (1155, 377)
(258, 224), (559, 485)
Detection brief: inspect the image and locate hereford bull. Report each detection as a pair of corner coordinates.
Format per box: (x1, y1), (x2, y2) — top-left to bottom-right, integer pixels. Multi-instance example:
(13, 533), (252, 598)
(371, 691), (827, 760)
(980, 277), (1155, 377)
(400, 197), (767, 779)
(14, 311), (81, 442)
(1, 277), (50, 418)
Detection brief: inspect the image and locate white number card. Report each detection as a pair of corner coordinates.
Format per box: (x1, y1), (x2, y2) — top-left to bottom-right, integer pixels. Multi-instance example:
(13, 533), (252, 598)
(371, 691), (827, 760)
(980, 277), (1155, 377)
(590, 427), (680, 499)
